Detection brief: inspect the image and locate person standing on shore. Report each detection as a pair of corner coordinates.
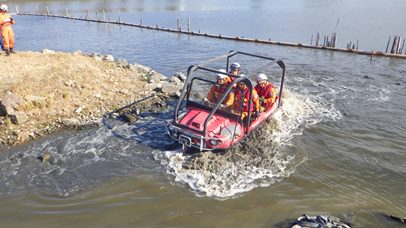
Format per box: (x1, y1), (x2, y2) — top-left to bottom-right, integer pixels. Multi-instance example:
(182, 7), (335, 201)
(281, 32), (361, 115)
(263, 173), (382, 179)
(0, 4), (15, 56)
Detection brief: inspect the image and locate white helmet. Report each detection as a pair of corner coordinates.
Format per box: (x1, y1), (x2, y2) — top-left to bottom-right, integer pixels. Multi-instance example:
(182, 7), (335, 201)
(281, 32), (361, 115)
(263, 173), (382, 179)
(230, 62), (241, 71)
(216, 69), (228, 79)
(0, 4), (8, 12)
(256, 73), (268, 82)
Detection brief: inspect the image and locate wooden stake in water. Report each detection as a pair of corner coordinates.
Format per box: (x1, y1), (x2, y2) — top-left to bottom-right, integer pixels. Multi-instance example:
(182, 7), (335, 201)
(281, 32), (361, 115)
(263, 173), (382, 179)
(187, 17), (191, 32)
(386, 35), (392, 53)
(400, 39), (405, 54)
(391, 35), (399, 54)
(177, 18), (181, 31)
(310, 34), (313, 46)
(396, 37), (401, 54)
(332, 33), (337, 47)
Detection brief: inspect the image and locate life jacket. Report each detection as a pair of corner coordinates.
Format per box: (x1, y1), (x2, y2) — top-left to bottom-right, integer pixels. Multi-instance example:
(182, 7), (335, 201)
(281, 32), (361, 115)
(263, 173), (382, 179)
(234, 86), (253, 112)
(255, 82), (273, 98)
(213, 76), (234, 101)
(255, 82), (276, 106)
(213, 84), (228, 103)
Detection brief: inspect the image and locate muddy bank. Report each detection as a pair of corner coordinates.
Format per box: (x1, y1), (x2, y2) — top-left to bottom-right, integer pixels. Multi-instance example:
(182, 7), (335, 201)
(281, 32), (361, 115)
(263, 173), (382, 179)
(0, 50), (186, 146)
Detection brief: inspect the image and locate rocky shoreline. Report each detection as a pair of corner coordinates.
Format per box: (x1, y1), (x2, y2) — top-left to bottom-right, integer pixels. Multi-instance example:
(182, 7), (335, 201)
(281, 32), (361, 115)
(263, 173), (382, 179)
(0, 50), (186, 146)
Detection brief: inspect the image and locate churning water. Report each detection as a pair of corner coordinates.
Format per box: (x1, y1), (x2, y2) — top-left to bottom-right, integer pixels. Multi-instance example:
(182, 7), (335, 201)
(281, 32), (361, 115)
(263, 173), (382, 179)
(153, 90), (341, 199)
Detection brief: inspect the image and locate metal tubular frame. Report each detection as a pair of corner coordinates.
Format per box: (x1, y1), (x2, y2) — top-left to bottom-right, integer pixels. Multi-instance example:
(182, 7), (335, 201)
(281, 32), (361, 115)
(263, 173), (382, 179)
(170, 50), (286, 150)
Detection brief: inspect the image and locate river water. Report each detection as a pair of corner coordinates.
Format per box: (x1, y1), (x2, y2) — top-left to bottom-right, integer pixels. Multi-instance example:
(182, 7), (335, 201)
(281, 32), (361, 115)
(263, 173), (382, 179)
(1, 0), (405, 227)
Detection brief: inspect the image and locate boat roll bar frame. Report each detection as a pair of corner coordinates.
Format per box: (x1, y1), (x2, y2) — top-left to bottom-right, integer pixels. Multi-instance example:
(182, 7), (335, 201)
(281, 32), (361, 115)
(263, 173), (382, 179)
(171, 50), (286, 149)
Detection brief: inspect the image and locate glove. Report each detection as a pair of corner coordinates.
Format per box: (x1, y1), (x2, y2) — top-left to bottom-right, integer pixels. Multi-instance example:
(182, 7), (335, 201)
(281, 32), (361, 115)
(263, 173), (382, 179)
(220, 104), (225, 109)
(259, 97), (264, 103)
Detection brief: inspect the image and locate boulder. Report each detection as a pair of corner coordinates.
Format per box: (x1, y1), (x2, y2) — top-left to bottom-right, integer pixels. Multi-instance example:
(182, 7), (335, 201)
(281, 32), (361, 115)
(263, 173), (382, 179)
(42, 49), (55, 54)
(9, 111), (29, 124)
(170, 76), (183, 85)
(174, 91), (182, 98)
(174, 72), (187, 82)
(0, 101), (11, 116)
(0, 92), (25, 116)
(94, 56), (103, 61)
(121, 112), (139, 123)
(144, 82), (162, 92)
(60, 118), (80, 127)
(158, 73), (169, 81)
(37, 152), (53, 163)
(149, 71), (168, 83)
(78, 121), (100, 130)
(127, 64), (139, 71)
(161, 83), (184, 96)
(103, 54), (115, 62)
(116, 59), (128, 68)
(131, 63), (151, 73)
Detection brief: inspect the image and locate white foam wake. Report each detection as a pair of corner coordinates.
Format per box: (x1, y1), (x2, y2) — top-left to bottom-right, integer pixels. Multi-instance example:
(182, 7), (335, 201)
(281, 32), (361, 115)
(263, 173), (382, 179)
(153, 89), (341, 199)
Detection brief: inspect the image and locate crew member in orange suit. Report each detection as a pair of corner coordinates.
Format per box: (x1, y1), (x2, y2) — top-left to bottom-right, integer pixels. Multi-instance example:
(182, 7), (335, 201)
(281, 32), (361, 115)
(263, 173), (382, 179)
(233, 80), (260, 120)
(255, 73), (277, 111)
(0, 4), (15, 56)
(205, 69), (234, 110)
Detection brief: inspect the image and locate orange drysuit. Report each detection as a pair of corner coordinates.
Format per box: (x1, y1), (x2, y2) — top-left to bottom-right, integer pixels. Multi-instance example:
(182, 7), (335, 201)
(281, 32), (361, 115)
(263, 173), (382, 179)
(233, 85), (260, 120)
(0, 12), (15, 50)
(255, 81), (277, 111)
(207, 83), (234, 108)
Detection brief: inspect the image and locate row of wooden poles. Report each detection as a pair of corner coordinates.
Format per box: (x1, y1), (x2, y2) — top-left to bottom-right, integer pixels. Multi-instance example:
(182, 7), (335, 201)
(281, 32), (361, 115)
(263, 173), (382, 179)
(14, 6), (406, 60)
(310, 33), (337, 48)
(311, 33), (406, 55)
(310, 33), (359, 51)
(386, 35), (406, 55)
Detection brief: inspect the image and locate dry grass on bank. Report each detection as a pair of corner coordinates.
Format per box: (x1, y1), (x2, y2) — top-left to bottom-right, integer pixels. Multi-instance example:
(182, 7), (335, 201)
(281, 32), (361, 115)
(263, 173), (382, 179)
(0, 51), (154, 145)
